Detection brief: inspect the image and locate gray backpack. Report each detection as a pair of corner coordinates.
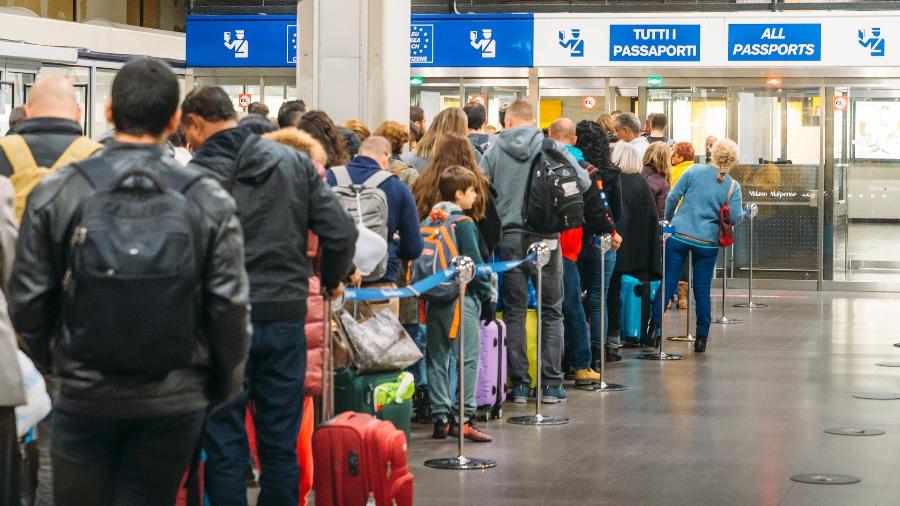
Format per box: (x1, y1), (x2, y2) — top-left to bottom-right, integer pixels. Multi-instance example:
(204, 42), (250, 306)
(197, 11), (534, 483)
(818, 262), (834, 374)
(330, 166), (393, 282)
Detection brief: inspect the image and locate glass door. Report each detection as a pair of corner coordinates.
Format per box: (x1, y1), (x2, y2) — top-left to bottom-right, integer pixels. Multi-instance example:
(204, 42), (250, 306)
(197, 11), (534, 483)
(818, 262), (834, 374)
(830, 86), (900, 282)
(0, 82), (14, 135)
(730, 87), (822, 281)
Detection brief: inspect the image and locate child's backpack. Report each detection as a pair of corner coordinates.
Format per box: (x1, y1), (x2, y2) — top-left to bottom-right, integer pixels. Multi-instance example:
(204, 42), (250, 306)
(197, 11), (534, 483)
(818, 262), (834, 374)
(411, 209), (472, 304)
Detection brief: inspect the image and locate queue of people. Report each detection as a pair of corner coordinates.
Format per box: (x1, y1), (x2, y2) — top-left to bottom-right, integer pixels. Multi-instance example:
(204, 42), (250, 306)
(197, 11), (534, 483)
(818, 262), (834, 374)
(0, 56), (743, 505)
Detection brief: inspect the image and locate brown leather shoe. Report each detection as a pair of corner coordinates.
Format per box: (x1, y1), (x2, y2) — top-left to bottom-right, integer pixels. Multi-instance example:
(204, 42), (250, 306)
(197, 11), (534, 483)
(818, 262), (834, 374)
(449, 422), (493, 443)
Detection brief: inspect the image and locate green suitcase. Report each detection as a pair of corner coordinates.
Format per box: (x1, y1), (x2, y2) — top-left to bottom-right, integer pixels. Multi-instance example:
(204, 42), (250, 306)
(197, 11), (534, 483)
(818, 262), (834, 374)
(333, 368), (412, 440)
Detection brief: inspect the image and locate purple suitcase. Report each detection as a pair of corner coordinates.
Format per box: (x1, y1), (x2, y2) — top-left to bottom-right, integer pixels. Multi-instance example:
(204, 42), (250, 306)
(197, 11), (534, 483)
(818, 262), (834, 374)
(475, 319), (507, 420)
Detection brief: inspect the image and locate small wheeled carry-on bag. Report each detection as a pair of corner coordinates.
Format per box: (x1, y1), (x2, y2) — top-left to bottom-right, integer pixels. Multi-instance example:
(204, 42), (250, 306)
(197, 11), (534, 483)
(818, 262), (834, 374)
(312, 411), (414, 506)
(475, 319), (507, 420)
(620, 274), (660, 343)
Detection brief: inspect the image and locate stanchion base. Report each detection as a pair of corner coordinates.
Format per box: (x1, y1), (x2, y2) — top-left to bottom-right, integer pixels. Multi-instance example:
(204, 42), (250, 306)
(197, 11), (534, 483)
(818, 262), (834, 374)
(636, 352), (686, 361)
(507, 414), (569, 426)
(790, 473), (861, 485)
(667, 335), (696, 342)
(894, 343), (900, 348)
(713, 316), (744, 324)
(424, 456), (497, 470)
(875, 362), (900, 368)
(596, 381), (629, 391)
(824, 427), (885, 437)
(852, 392), (900, 400)
(733, 302), (768, 308)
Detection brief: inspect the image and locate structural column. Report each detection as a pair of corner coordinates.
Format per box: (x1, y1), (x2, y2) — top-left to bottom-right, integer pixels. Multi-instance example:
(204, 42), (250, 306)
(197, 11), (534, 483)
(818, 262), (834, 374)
(297, 0), (410, 127)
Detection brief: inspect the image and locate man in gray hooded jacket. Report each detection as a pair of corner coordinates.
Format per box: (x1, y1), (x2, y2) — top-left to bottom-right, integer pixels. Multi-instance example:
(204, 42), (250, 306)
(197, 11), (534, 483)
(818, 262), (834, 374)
(480, 100), (589, 404)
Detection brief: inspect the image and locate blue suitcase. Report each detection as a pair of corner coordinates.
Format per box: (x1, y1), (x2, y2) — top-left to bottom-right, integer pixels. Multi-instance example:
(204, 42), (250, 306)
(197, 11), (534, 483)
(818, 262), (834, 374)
(620, 274), (660, 342)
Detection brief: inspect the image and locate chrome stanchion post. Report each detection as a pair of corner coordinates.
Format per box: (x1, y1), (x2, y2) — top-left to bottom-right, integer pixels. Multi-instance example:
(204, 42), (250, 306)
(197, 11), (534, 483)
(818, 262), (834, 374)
(426, 256), (497, 470)
(508, 241), (569, 426)
(734, 203), (766, 309)
(638, 221), (685, 361)
(595, 234), (629, 390)
(713, 245), (743, 324)
(668, 251), (694, 342)
(321, 292), (334, 422)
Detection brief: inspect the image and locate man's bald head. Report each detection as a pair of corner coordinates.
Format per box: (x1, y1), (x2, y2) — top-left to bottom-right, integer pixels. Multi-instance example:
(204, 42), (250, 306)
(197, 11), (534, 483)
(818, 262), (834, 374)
(358, 135), (392, 171)
(25, 75), (80, 122)
(549, 117), (576, 146)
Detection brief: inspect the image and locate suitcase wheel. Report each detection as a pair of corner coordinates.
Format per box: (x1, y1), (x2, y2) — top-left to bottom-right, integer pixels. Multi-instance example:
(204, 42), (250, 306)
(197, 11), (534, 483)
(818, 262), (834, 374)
(491, 406), (503, 419)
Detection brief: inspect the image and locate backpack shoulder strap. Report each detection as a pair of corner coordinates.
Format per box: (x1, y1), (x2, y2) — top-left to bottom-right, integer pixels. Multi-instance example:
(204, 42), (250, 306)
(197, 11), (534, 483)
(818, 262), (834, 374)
(725, 179), (737, 201)
(361, 170), (395, 189)
(70, 156), (115, 191)
(0, 135), (39, 174)
(50, 137), (102, 171)
(329, 165), (352, 187)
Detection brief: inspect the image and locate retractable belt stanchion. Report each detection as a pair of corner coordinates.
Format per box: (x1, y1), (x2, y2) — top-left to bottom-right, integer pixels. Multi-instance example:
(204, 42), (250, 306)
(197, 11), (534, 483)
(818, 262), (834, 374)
(321, 292), (335, 422)
(668, 251), (694, 343)
(733, 203), (766, 309)
(593, 234), (629, 390)
(508, 241), (570, 426)
(425, 256), (497, 470)
(638, 221), (685, 361)
(713, 245), (743, 325)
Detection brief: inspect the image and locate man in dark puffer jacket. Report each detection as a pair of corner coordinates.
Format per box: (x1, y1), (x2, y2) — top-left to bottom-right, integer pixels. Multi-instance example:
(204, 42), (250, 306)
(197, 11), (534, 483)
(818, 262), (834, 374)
(184, 85), (357, 505)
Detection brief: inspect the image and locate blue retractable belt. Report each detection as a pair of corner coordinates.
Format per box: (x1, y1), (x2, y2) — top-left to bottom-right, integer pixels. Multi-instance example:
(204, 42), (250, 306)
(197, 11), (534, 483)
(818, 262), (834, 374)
(345, 254), (536, 302)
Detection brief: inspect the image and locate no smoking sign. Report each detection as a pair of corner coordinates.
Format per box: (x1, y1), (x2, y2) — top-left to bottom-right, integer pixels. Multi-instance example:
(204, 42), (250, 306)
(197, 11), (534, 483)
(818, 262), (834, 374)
(582, 95), (599, 111)
(238, 93), (252, 109)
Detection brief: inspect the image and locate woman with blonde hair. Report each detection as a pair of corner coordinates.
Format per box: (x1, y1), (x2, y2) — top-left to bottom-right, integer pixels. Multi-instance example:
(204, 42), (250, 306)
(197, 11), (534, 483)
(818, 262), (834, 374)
(402, 107), (479, 172)
(642, 141), (672, 218)
(595, 113), (617, 143)
(606, 141), (663, 348)
(411, 133), (501, 258)
(648, 138), (744, 353)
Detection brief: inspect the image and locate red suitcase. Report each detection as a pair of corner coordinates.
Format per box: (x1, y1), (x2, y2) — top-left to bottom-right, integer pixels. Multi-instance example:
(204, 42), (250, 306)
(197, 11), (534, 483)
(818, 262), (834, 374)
(312, 411), (414, 506)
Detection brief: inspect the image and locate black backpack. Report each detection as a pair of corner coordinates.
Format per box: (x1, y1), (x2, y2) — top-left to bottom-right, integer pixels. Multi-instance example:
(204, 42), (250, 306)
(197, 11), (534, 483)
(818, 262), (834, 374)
(521, 139), (584, 234)
(61, 158), (206, 375)
(579, 161), (616, 236)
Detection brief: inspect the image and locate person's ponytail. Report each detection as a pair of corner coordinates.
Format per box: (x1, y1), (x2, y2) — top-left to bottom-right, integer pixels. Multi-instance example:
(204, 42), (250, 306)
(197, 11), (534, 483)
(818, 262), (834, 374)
(710, 138), (738, 184)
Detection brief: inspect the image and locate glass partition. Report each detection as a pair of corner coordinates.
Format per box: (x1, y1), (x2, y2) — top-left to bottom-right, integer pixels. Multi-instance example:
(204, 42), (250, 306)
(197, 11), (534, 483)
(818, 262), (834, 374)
(830, 86), (900, 282)
(731, 87), (822, 281)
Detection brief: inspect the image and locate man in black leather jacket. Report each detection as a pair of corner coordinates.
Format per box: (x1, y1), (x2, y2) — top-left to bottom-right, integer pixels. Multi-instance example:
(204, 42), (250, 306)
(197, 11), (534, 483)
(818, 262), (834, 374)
(8, 59), (251, 506)
(183, 86), (357, 505)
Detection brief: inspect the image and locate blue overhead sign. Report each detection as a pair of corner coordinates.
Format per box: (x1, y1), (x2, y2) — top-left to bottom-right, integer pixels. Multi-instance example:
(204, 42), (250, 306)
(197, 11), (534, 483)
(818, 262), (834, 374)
(609, 25), (701, 62)
(728, 24), (821, 61)
(186, 15), (298, 67)
(410, 14), (534, 67)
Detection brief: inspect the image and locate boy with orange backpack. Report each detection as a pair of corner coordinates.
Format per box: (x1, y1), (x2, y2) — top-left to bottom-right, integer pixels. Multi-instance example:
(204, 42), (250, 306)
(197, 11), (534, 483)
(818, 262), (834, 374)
(413, 166), (493, 442)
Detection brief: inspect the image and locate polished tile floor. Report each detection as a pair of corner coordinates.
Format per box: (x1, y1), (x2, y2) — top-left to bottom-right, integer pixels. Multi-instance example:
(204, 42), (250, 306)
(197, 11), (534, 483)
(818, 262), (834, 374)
(407, 290), (900, 506)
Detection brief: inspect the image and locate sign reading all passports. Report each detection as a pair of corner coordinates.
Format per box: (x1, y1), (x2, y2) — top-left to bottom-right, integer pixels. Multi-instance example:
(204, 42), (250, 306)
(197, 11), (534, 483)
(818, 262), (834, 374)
(609, 24), (701, 62)
(728, 23), (822, 61)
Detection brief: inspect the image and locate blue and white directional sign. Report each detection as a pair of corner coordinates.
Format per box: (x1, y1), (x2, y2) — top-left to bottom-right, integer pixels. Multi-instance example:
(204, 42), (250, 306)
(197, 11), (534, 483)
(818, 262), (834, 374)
(186, 15), (298, 67)
(728, 24), (821, 62)
(410, 14), (533, 67)
(609, 25), (701, 62)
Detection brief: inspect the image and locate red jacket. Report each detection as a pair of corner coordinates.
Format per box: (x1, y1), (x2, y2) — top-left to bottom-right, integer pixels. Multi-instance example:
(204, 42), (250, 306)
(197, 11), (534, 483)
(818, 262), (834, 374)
(560, 227), (583, 263)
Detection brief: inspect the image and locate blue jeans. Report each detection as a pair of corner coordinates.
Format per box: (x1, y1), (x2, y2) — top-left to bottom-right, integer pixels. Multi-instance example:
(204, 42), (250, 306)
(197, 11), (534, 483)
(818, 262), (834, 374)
(403, 323), (427, 388)
(205, 320), (306, 506)
(650, 238), (719, 337)
(579, 245), (618, 352)
(562, 259), (592, 370)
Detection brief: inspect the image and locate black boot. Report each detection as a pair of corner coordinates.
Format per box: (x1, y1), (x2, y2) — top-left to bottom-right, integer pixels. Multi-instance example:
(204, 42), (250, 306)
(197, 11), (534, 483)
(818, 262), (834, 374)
(694, 335), (708, 353)
(642, 323), (659, 349)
